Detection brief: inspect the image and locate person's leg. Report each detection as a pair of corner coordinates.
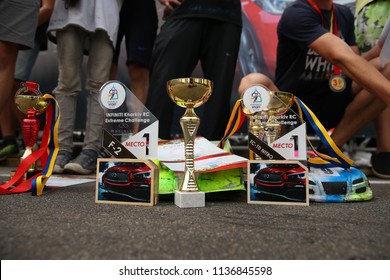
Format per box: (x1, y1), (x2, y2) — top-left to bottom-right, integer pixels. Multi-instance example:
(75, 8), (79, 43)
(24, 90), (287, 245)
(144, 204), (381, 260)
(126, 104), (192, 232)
(64, 29), (112, 175)
(331, 57), (389, 147)
(370, 60), (390, 178)
(125, 0), (158, 105)
(0, 41), (18, 112)
(0, 41), (19, 161)
(0, 42), (42, 161)
(83, 29), (113, 152)
(128, 63), (149, 104)
(198, 20), (242, 141)
(52, 26), (84, 173)
(146, 19), (203, 139)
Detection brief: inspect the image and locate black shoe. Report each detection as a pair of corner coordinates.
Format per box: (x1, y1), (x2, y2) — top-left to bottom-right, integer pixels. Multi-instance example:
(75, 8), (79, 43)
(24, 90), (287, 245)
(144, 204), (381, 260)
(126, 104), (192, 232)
(371, 152), (390, 179)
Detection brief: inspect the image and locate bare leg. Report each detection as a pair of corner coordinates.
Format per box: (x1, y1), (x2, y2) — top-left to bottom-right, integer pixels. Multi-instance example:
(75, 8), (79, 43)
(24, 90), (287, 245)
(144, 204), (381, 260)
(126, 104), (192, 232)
(0, 41), (18, 112)
(128, 62), (149, 105)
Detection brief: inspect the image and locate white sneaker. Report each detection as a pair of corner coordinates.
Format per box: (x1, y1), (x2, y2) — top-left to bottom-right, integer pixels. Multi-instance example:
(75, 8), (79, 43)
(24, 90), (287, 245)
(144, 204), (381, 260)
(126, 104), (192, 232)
(352, 151), (372, 168)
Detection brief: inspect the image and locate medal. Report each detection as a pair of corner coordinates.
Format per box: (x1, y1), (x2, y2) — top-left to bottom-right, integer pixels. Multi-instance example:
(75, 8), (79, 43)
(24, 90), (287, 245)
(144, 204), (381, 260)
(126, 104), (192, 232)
(307, 0), (347, 93)
(329, 74), (346, 92)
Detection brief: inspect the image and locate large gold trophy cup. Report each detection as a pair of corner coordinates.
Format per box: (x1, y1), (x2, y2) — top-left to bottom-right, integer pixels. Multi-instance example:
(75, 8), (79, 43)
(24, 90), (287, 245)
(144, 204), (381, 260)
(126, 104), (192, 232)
(241, 86), (294, 160)
(167, 78), (212, 208)
(14, 82), (49, 175)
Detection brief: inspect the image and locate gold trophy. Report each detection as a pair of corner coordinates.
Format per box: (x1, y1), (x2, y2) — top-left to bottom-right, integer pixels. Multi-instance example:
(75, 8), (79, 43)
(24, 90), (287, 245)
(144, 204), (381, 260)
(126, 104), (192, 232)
(241, 86), (294, 159)
(167, 78), (212, 208)
(14, 82), (49, 176)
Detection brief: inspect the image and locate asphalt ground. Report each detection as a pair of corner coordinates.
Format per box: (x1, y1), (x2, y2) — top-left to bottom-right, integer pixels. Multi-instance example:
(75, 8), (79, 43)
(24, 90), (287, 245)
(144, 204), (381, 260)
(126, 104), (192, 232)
(1, 155), (389, 261)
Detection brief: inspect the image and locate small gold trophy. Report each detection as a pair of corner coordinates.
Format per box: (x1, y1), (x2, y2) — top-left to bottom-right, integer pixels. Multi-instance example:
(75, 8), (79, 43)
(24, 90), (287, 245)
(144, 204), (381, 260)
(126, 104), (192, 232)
(241, 86), (294, 159)
(14, 82), (49, 177)
(167, 78), (212, 208)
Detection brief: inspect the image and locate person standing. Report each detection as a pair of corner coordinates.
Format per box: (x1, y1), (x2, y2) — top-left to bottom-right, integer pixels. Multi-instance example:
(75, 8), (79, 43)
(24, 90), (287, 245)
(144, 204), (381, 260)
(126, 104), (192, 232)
(146, 0), (242, 141)
(48, 0), (122, 174)
(110, 0), (158, 105)
(0, 0), (54, 162)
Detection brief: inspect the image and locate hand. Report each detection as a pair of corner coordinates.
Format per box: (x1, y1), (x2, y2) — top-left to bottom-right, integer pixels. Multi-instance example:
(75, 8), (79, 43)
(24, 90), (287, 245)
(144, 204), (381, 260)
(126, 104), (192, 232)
(159, 0), (182, 11)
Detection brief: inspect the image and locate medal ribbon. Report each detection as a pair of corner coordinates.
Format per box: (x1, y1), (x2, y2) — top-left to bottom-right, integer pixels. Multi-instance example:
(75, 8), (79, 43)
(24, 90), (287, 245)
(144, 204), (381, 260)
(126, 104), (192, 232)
(294, 96), (353, 168)
(307, 0), (342, 75)
(217, 99), (246, 149)
(0, 93), (60, 196)
(218, 94), (353, 169)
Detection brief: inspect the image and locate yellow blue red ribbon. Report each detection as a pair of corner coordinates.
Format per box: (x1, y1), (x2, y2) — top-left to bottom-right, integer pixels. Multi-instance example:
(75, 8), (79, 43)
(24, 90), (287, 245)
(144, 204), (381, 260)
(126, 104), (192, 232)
(0, 94), (60, 196)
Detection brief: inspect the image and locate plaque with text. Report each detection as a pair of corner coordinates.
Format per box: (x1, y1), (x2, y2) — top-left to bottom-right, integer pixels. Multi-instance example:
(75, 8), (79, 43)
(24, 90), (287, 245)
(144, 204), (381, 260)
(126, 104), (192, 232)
(99, 81), (158, 159)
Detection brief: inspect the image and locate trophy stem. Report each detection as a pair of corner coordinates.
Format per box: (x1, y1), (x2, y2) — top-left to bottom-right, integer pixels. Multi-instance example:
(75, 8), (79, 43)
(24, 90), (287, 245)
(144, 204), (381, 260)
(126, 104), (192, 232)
(179, 108), (200, 192)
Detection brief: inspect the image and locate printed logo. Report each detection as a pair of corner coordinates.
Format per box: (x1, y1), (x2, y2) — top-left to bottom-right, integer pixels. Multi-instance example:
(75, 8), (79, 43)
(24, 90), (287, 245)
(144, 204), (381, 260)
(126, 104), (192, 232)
(242, 85), (270, 113)
(100, 82), (126, 110)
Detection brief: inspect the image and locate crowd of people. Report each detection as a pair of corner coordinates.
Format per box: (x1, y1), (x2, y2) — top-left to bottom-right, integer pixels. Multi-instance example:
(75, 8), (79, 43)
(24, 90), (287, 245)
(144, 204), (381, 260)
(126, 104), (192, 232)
(0, 0), (389, 178)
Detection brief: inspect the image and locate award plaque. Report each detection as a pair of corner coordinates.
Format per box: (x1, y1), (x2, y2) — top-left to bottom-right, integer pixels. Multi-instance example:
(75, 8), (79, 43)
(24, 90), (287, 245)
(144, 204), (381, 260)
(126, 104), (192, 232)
(241, 86), (309, 206)
(167, 77), (213, 208)
(99, 80), (158, 159)
(98, 81), (159, 206)
(241, 85), (307, 161)
(14, 82), (49, 179)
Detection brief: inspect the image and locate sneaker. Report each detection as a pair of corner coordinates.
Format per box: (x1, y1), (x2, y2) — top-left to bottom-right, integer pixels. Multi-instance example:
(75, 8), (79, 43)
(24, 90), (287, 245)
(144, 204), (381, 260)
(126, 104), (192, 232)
(371, 152), (390, 179)
(64, 149), (99, 175)
(0, 142), (19, 161)
(351, 150), (373, 176)
(53, 150), (73, 174)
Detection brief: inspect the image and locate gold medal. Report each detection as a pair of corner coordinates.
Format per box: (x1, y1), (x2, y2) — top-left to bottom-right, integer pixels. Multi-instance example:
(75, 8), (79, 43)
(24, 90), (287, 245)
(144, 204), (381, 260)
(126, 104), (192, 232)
(329, 74), (346, 92)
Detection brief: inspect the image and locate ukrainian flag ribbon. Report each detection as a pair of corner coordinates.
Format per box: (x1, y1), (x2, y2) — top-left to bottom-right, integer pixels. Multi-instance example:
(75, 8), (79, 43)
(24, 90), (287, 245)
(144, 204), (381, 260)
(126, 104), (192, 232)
(294, 97), (353, 169)
(218, 94), (353, 169)
(0, 94), (60, 196)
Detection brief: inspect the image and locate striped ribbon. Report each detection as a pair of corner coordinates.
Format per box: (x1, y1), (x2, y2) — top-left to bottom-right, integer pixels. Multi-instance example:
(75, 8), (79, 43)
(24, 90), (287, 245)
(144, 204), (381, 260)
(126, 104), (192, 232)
(218, 95), (353, 169)
(0, 94), (60, 196)
(294, 97), (353, 169)
(217, 99), (246, 149)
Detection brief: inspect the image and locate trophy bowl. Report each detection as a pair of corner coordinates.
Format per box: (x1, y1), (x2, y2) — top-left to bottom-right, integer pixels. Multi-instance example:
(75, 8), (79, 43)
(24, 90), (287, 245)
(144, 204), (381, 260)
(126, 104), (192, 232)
(268, 91), (294, 115)
(15, 94), (49, 115)
(167, 78), (212, 108)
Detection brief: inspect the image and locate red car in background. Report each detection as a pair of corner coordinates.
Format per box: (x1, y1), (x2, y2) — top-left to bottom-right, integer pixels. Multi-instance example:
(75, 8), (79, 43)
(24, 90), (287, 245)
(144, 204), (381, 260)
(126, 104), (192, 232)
(239, 0), (294, 79)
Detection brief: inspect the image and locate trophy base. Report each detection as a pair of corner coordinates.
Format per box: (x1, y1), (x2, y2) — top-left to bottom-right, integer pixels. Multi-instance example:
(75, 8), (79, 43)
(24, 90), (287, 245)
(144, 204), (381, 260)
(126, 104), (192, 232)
(10, 170), (41, 185)
(175, 190), (205, 208)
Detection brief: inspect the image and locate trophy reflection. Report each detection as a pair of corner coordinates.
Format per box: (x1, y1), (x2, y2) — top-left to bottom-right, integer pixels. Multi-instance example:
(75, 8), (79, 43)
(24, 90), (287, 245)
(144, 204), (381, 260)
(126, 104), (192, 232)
(167, 78), (212, 207)
(14, 82), (49, 175)
(242, 86), (293, 159)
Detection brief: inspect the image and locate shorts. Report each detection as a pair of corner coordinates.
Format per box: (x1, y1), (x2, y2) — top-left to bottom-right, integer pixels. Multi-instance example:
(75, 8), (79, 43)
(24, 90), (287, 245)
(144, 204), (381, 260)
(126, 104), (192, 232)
(0, 0), (40, 49)
(112, 0), (158, 68)
(355, 0), (390, 52)
(293, 90), (353, 133)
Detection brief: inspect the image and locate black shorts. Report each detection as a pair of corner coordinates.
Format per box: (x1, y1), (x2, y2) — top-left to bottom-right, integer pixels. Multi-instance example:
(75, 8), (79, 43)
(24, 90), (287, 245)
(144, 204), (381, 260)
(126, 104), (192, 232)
(293, 91), (353, 134)
(112, 0), (158, 68)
